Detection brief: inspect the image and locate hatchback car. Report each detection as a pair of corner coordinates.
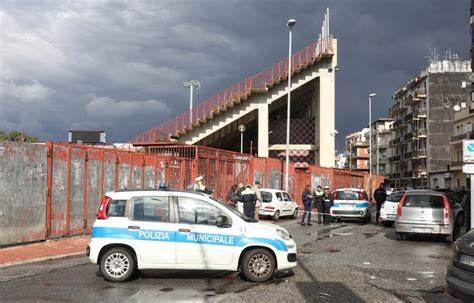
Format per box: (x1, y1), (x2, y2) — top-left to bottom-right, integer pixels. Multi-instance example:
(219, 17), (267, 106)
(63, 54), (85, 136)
(237, 189), (299, 221)
(395, 190), (455, 242)
(87, 190), (297, 283)
(446, 229), (474, 302)
(330, 188), (371, 223)
(380, 191), (405, 227)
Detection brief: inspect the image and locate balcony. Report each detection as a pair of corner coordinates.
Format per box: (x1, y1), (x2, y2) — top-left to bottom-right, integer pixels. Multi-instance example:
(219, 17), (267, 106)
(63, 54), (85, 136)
(403, 112), (413, 123)
(403, 133), (413, 141)
(414, 89), (427, 99)
(393, 119), (403, 128)
(415, 129), (427, 138)
(390, 137), (402, 145)
(389, 155), (401, 162)
(451, 131), (474, 143)
(390, 103), (406, 115)
(413, 149), (427, 158)
(413, 170), (428, 179)
(413, 108), (427, 119)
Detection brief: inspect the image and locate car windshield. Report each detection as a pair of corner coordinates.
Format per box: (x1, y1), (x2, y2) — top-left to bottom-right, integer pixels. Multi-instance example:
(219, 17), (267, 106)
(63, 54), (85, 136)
(386, 192), (405, 202)
(335, 191), (359, 200)
(210, 197), (258, 223)
(261, 191), (272, 202)
(402, 195), (445, 208)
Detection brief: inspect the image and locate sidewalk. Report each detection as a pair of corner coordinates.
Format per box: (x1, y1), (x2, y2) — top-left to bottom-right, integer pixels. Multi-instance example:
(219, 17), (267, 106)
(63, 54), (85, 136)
(0, 236), (90, 268)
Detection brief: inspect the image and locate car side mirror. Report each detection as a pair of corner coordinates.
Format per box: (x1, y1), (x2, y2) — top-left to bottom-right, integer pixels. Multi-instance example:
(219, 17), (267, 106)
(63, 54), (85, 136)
(216, 215), (230, 228)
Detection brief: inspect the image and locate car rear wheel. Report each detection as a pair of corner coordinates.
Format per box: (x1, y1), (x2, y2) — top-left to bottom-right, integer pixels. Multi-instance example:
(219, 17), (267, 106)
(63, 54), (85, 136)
(446, 232), (454, 244)
(100, 247), (136, 282)
(291, 209), (298, 219)
(241, 248), (276, 282)
(272, 211), (280, 221)
(382, 221), (394, 228)
(395, 232), (404, 241)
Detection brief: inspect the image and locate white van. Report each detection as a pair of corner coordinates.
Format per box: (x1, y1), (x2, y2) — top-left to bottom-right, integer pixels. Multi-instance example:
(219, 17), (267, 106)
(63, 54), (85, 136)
(87, 190), (297, 282)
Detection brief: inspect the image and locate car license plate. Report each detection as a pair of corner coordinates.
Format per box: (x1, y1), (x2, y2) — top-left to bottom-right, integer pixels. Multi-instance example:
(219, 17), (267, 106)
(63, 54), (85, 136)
(411, 227), (432, 233)
(341, 203), (354, 207)
(459, 254), (474, 267)
(387, 214), (396, 219)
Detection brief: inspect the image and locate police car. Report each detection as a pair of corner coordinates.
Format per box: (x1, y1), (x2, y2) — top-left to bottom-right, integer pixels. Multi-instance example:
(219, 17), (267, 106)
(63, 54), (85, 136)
(330, 188), (371, 223)
(87, 190), (297, 282)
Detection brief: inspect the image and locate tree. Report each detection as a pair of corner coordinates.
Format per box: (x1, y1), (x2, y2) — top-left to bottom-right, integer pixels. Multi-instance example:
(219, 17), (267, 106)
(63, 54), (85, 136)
(0, 130), (39, 143)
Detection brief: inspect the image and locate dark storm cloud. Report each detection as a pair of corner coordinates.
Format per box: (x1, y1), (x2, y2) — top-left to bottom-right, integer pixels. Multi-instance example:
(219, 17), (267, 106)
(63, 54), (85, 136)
(0, 0), (470, 146)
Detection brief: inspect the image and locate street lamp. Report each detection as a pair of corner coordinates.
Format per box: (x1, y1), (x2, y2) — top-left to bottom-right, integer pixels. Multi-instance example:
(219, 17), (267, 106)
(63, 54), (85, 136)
(183, 80), (201, 125)
(285, 18), (296, 192)
(369, 93), (376, 199)
(238, 124), (246, 153)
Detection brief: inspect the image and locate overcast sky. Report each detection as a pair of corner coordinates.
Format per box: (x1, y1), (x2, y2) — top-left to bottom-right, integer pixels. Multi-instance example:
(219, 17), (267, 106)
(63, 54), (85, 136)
(0, 0), (470, 150)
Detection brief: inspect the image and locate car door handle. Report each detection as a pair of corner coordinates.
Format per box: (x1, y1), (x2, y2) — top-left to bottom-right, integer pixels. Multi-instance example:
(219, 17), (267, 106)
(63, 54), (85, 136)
(128, 225), (140, 230)
(179, 228), (191, 233)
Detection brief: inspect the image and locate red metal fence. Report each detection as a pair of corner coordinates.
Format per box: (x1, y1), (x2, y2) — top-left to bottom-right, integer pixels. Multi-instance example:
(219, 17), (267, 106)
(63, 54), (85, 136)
(129, 36), (333, 144)
(0, 141), (381, 246)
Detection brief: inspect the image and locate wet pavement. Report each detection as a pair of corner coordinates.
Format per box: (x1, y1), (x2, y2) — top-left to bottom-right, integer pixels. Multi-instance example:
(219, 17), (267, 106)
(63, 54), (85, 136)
(0, 218), (461, 302)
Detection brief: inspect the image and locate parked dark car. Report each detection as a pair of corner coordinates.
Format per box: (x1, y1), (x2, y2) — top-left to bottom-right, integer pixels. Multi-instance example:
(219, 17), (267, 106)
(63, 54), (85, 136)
(446, 229), (474, 302)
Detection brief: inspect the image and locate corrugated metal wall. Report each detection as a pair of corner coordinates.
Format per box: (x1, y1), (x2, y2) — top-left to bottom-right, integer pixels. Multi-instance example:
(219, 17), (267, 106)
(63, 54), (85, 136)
(0, 142), (381, 246)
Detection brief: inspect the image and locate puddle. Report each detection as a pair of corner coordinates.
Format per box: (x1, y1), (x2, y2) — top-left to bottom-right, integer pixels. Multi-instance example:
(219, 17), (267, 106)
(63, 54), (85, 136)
(363, 233), (377, 239)
(427, 255), (449, 260)
(328, 249), (340, 253)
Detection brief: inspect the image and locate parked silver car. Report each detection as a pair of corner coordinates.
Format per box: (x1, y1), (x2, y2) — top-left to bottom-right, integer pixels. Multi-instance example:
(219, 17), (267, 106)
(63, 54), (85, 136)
(395, 190), (455, 243)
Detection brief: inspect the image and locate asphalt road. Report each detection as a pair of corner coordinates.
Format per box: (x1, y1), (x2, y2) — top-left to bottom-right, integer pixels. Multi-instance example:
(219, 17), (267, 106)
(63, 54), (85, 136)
(0, 218), (461, 302)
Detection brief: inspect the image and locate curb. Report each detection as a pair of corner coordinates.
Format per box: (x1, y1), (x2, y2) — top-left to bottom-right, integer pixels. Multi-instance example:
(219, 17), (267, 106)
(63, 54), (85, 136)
(0, 251), (86, 269)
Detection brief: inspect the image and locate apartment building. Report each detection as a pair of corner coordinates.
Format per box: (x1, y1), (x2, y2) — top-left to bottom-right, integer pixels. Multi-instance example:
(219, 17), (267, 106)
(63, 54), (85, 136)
(345, 128), (370, 172)
(451, 102), (474, 188)
(389, 56), (471, 189)
(368, 118), (394, 180)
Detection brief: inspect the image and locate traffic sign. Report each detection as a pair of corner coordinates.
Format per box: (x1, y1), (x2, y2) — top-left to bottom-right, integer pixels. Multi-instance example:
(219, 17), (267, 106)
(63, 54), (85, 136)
(463, 140), (474, 163)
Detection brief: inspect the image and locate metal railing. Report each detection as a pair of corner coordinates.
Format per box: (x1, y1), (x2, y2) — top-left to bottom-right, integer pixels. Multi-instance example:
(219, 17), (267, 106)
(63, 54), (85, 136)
(129, 36), (334, 143)
(413, 149), (427, 158)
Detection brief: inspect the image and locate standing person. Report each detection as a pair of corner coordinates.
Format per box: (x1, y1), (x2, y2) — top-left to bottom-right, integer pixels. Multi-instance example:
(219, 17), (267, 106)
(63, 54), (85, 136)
(313, 185), (325, 224)
(240, 185), (257, 219)
(461, 190), (471, 232)
(252, 181), (262, 220)
(192, 176), (206, 192)
(227, 184), (238, 207)
(373, 183), (387, 224)
(323, 186), (334, 225)
(301, 185), (313, 226)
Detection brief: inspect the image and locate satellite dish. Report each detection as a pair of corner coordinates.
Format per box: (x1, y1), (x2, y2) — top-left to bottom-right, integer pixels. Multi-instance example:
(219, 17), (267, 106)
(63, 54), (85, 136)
(453, 104), (461, 112)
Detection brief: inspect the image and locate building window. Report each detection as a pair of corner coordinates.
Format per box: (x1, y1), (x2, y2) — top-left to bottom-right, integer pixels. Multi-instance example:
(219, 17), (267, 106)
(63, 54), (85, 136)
(433, 178), (438, 188)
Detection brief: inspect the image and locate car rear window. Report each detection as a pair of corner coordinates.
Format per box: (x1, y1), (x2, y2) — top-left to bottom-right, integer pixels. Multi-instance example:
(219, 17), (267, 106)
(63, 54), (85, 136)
(261, 191), (272, 202)
(402, 195), (444, 208)
(334, 191), (360, 200)
(386, 192), (404, 202)
(107, 200), (126, 217)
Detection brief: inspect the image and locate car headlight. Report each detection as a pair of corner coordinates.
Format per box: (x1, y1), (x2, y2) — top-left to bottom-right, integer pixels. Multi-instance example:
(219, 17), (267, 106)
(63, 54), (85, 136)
(276, 229), (291, 240)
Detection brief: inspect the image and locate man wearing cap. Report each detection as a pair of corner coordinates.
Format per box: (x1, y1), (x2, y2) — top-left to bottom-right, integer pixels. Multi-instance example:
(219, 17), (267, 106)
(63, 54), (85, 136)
(252, 181), (262, 220)
(239, 185), (257, 218)
(192, 176), (206, 193)
(322, 186), (334, 225)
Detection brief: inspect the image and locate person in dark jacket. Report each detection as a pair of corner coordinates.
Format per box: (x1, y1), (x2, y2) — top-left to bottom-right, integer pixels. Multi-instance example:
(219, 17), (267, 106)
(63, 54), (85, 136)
(301, 185), (313, 226)
(239, 185), (257, 218)
(373, 183), (387, 224)
(322, 186), (334, 225)
(227, 184), (238, 207)
(461, 190), (471, 232)
(313, 185), (325, 224)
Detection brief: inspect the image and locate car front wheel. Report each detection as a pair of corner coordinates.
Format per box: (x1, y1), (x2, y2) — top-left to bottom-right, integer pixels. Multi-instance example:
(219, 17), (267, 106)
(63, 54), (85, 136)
(100, 247), (136, 282)
(292, 209), (298, 219)
(241, 248), (276, 282)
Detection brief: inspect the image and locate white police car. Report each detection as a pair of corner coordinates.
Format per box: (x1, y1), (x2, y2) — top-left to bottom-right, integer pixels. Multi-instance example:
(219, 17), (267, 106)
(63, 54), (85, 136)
(330, 188), (371, 223)
(87, 190), (297, 282)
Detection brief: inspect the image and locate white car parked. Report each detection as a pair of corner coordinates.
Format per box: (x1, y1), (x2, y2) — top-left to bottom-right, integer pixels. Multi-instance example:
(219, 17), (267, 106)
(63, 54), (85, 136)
(87, 190), (297, 282)
(237, 188), (299, 221)
(380, 190), (405, 227)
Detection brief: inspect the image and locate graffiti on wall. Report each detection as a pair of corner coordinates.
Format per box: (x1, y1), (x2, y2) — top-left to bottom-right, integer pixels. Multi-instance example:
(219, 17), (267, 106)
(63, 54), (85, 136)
(253, 170), (263, 185)
(311, 172), (331, 189)
(267, 169), (281, 190)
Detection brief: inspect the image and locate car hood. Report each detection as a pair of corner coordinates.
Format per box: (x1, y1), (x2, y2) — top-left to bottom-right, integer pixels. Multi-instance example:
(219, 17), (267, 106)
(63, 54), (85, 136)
(457, 229), (474, 255)
(249, 221), (287, 233)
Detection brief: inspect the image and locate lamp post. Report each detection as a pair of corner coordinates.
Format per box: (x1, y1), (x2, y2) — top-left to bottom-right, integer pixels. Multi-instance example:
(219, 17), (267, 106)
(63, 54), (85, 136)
(183, 80), (201, 125)
(238, 125), (246, 154)
(285, 18), (296, 192)
(369, 93), (376, 199)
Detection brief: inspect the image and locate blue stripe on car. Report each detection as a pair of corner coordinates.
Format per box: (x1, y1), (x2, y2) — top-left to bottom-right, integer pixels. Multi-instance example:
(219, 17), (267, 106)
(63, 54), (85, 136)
(92, 227), (288, 251)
